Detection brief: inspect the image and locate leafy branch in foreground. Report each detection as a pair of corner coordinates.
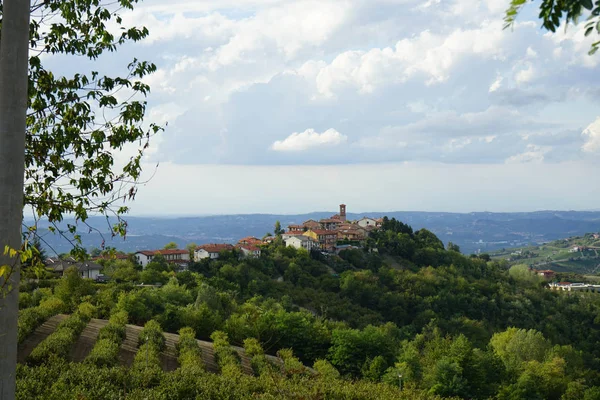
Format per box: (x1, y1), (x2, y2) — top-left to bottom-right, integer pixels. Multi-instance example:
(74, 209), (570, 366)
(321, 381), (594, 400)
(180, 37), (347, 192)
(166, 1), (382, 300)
(0, 0), (164, 258)
(504, 0), (600, 54)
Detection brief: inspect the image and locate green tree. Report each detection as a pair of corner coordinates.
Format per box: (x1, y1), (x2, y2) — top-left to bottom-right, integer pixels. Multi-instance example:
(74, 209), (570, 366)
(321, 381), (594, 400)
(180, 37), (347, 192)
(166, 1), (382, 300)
(447, 242), (460, 253)
(505, 0), (600, 55)
(164, 242), (178, 250)
(1, 1), (159, 394)
(490, 328), (551, 377)
(274, 220), (284, 236)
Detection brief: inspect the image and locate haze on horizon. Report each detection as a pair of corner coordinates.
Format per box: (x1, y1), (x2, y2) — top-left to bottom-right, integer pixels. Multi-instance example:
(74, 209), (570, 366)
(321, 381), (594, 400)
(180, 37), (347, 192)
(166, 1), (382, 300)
(41, 0), (600, 216)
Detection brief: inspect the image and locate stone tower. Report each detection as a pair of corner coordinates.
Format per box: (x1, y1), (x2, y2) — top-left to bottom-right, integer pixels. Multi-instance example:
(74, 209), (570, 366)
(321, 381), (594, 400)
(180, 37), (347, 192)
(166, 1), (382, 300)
(339, 204), (346, 221)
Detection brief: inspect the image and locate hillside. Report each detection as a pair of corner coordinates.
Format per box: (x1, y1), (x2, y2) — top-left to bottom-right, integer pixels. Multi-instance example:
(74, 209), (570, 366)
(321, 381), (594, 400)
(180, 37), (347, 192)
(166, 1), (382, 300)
(28, 210), (600, 255)
(17, 314), (279, 374)
(16, 217), (600, 399)
(491, 233), (600, 275)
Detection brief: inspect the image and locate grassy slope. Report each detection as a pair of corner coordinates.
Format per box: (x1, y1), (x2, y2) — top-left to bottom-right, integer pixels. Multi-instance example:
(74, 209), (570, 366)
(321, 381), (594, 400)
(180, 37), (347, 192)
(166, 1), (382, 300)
(491, 234), (600, 274)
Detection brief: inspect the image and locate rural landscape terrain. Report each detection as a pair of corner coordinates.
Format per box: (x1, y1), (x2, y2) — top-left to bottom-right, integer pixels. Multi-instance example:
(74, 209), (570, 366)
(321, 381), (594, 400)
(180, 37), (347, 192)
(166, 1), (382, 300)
(31, 210), (600, 256)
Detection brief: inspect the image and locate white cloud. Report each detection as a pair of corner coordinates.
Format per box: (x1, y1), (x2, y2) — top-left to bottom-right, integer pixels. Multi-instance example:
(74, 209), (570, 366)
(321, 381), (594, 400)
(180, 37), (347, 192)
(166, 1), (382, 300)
(311, 20), (506, 97)
(515, 63), (535, 84)
(271, 128), (347, 151)
(582, 117), (600, 153)
(489, 76), (503, 92)
(505, 144), (550, 164)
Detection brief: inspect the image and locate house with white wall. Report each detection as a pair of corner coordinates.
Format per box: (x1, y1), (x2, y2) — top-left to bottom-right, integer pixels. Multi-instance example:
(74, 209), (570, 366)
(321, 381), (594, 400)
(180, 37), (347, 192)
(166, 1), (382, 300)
(285, 235), (318, 251)
(357, 217), (377, 228)
(238, 244), (261, 258)
(194, 244), (234, 261)
(135, 249), (190, 268)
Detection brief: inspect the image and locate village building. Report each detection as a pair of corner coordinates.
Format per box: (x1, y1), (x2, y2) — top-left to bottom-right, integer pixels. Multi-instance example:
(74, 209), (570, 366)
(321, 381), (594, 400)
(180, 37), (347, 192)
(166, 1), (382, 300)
(303, 229), (338, 250)
(236, 244), (262, 258)
(357, 217), (378, 229)
(238, 236), (262, 246)
(536, 269), (555, 279)
(135, 249), (190, 268)
(302, 219), (321, 230)
(262, 236), (275, 244)
(284, 235), (318, 251)
(46, 257), (103, 280)
(337, 223), (367, 241)
(194, 244), (234, 261)
(287, 224), (305, 233)
(282, 231), (301, 240)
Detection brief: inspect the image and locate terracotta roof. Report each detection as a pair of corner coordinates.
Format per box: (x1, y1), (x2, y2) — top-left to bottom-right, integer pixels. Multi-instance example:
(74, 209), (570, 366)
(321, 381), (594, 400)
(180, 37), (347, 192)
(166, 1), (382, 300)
(197, 244), (234, 253)
(136, 249), (188, 256)
(237, 244), (261, 252)
(320, 218), (342, 223)
(238, 237), (262, 245)
(157, 249), (189, 255)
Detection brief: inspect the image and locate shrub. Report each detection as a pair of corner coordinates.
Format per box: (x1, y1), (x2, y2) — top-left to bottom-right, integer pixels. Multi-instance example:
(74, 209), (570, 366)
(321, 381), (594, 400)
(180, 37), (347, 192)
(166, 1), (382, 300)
(17, 297), (66, 343)
(139, 320), (166, 352)
(98, 323), (126, 343)
(19, 293), (33, 309)
(26, 309), (92, 365)
(56, 313), (88, 333)
(109, 310), (129, 327)
(177, 327), (203, 370)
(243, 338), (263, 358)
(244, 338), (274, 376)
(85, 338), (120, 367)
(210, 331), (241, 372)
(77, 302), (97, 320)
(87, 309), (128, 367)
(130, 343), (163, 388)
(27, 328), (78, 365)
(313, 359), (341, 380)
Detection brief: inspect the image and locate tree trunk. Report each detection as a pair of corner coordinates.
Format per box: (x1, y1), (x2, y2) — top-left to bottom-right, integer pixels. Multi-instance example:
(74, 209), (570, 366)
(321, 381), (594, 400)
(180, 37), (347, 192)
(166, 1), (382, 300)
(0, 0), (31, 398)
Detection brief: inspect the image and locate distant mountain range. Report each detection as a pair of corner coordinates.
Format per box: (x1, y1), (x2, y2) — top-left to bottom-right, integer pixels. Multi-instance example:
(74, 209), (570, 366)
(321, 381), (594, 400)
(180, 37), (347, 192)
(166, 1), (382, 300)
(28, 210), (600, 256)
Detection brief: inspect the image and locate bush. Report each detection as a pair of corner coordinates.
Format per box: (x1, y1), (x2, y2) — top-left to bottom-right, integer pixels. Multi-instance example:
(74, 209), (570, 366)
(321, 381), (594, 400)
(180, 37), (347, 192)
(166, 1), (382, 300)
(77, 302), (97, 320)
(313, 359), (341, 379)
(85, 338), (120, 367)
(177, 327), (203, 370)
(98, 323), (126, 343)
(56, 313), (88, 333)
(17, 297), (66, 343)
(244, 338), (274, 376)
(139, 320), (166, 351)
(27, 328), (78, 365)
(26, 308), (92, 365)
(130, 343), (163, 388)
(210, 331), (241, 372)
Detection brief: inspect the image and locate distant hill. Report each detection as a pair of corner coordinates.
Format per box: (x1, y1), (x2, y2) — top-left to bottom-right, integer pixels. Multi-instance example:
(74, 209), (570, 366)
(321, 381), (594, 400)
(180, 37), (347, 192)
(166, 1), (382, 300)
(27, 210), (600, 256)
(491, 233), (600, 274)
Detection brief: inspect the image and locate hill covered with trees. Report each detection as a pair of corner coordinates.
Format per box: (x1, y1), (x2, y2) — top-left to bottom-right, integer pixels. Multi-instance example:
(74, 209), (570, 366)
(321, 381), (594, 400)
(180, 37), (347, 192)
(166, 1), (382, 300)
(17, 217), (600, 399)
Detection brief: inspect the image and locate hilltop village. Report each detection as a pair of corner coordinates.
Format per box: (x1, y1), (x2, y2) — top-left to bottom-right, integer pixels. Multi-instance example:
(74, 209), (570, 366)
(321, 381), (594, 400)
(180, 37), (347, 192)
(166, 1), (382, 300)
(45, 204), (382, 280)
(135, 204), (381, 267)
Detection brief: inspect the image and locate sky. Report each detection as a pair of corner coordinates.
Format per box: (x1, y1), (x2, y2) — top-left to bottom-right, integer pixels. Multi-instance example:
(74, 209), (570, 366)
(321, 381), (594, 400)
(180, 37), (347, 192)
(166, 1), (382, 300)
(45, 0), (600, 215)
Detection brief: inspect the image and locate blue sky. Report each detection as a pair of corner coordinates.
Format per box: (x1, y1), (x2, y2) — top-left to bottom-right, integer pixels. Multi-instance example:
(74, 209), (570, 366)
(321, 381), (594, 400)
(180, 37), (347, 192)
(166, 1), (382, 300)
(44, 0), (600, 215)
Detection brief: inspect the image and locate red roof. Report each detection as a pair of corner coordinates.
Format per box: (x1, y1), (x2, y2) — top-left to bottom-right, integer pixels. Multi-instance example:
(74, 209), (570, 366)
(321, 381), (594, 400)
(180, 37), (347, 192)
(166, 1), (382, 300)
(136, 249), (189, 256)
(237, 244), (261, 252)
(157, 249), (189, 255)
(238, 236), (262, 244)
(197, 244), (234, 253)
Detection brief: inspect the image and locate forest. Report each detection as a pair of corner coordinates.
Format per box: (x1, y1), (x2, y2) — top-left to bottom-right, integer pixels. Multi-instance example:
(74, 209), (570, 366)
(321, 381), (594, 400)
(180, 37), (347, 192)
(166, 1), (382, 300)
(16, 217), (600, 399)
